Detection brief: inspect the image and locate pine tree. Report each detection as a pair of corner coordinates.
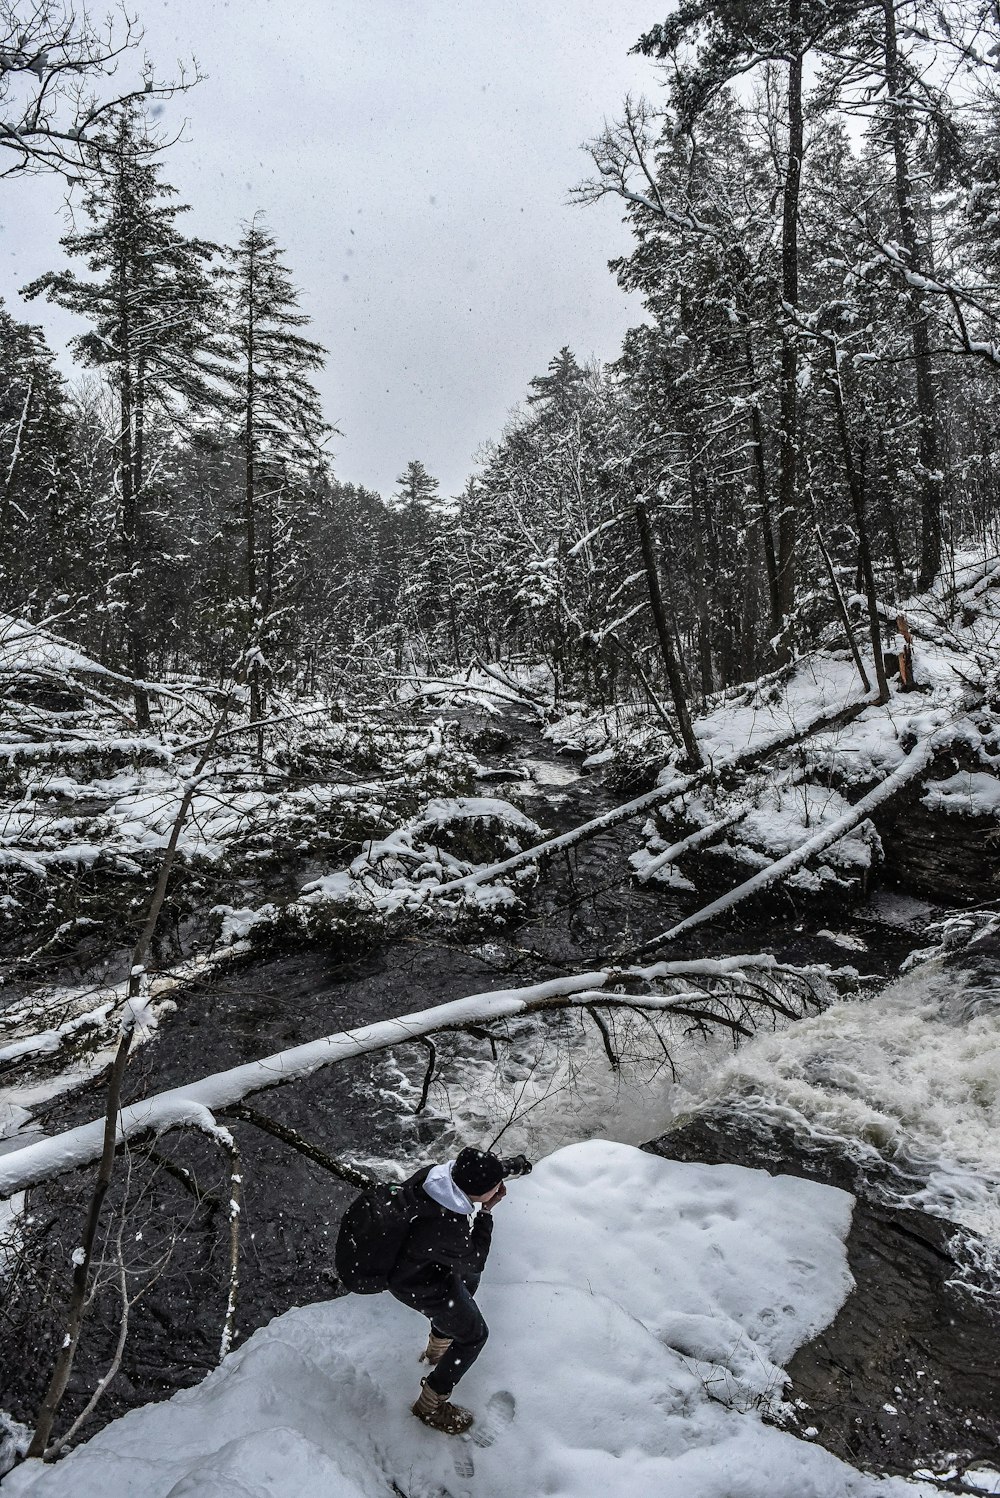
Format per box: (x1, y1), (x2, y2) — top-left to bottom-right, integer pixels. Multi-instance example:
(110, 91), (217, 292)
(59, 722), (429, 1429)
(392, 460), (443, 662)
(22, 102), (221, 724)
(527, 347), (588, 413)
(394, 459), (439, 509)
(0, 301), (73, 601)
(218, 214), (331, 726)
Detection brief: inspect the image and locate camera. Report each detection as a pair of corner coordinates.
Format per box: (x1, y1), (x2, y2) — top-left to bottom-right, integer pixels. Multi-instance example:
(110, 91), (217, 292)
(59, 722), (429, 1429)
(499, 1154), (532, 1179)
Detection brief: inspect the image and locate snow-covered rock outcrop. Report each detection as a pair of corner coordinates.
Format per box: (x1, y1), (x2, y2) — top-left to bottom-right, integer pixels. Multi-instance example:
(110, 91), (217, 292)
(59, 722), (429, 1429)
(3, 1141), (939, 1498)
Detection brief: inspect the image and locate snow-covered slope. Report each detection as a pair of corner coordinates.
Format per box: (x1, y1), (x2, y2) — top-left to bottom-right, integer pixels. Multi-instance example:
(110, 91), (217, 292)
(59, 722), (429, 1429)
(5, 1141), (936, 1498)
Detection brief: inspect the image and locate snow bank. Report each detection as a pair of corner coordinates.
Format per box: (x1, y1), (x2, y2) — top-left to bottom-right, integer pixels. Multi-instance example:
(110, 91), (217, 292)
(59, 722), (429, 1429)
(3, 1140), (933, 1498)
(921, 770), (1000, 818)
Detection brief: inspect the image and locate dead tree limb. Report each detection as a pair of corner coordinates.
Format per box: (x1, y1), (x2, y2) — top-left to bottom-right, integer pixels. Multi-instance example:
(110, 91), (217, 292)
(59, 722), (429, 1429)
(636, 806), (751, 883)
(146, 1149), (221, 1212)
(632, 656), (682, 740)
(0, 957), (824, 1202)
(586, 1005), (620, 1070)
(226, 1104), (374, 1189)
(813, 518), (871, 693)
(415, 1038), (438, 1114)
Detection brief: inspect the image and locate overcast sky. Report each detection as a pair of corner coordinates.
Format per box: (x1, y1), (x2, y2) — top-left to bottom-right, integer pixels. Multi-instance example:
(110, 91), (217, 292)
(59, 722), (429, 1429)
(1, 1), (661, 498)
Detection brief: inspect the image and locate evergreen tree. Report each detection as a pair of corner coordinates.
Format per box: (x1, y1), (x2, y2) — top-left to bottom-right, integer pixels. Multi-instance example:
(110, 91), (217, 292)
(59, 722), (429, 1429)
(392, 460), (443, 660)
(22, 102), (221, 724)
(394, 459), (439, 509)
(218, 214), (331, 725)
(0, 301), (74, 603)
(527, 347), (588, 412)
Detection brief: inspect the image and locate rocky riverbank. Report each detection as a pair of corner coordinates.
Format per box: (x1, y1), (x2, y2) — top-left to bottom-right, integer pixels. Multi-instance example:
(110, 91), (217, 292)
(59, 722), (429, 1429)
(646, 915), (1000, 1484)
(647, 1110), (999, 1482)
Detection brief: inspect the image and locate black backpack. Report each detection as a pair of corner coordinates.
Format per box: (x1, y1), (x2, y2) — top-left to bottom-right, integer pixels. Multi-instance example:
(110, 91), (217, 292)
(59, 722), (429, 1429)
(335, 1175), (423, 1294)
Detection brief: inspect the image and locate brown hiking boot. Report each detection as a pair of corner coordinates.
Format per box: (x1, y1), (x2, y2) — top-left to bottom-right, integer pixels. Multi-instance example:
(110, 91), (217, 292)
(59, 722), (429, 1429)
(412, 1378), (475, 1435)
(419, 1332), (453, 1366)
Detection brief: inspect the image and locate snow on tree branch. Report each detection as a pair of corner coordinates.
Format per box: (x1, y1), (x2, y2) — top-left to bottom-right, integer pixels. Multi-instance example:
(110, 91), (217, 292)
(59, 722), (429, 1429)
(0, 954), (820, 1198)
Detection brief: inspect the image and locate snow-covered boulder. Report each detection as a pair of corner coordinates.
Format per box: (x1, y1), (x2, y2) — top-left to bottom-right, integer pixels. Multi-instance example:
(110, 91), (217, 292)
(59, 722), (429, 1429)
(4, 1140), (934, 1498)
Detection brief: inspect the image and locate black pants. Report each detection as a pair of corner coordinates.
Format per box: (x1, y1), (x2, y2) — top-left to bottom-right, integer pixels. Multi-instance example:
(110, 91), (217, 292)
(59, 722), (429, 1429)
(390, 1271), (488, 1396)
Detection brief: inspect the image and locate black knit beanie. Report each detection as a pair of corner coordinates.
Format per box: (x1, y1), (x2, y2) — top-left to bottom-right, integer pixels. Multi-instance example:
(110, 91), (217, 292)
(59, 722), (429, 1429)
(452, 1147), (505, 1196)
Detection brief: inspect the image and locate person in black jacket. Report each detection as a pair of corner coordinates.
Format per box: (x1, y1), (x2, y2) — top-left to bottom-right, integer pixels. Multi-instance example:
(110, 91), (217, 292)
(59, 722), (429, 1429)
(389, 1146), (508, 1435)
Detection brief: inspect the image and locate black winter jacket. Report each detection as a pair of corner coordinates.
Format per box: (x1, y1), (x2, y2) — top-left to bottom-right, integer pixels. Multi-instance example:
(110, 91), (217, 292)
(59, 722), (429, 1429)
(389, 1165), (494, 1292)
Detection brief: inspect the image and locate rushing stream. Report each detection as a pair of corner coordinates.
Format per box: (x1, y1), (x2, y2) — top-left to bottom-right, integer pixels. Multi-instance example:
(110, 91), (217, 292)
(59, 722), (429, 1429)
(3, 703), (997, 1474)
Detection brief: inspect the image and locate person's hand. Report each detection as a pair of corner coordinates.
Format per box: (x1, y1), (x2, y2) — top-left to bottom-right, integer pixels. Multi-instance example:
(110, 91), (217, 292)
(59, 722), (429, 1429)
(480, 1181), (506, 1211)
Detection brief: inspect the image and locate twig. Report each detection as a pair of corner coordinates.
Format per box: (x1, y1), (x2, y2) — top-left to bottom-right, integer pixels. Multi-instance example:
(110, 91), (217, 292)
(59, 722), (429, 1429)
(415, 1037), (437, 1114)
(227, 1104), (374, 1189)
(586, 1004), (620, 1069)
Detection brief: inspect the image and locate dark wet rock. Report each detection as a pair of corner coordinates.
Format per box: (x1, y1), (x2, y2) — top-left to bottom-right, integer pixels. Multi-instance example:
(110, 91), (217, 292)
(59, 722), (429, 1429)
(875, 795), (1000, 905)
(871, 744), (1000, 905)
(466, 725), (516, 755)
(644, 1109), (1000, 1478)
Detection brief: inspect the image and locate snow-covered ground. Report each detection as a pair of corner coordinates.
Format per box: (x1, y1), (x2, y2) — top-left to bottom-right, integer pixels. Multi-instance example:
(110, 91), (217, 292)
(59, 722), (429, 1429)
(1, 1140), (946, 1498)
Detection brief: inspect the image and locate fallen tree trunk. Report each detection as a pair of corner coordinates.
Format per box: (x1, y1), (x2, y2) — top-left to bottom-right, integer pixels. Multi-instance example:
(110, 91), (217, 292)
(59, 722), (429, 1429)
(635, 730), (941, 954)
(376, 671), (542, 711)
(635, 806), (751, 883)
(427, 693), (877, 900)
(0, 955), (811, 1199)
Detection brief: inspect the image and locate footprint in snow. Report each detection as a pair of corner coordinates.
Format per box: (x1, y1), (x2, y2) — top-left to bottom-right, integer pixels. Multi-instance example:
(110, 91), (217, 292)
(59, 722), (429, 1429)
(471, 1390), (517, 1449)
(452, 1441), (475, 1480)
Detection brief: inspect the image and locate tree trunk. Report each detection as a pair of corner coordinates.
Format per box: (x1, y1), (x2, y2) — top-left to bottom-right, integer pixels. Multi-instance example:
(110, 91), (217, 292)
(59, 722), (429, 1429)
(828, 352), (890, 703)
(244, 243), (262, 746)
(116, 273), (150, 731)
(745, 333), (781, 634)
(688, 457), (716, 699)
(776, 0), (804, 655)
(634, 499), (702, 766)
(0, 374), (34, 541)
(882, 0), (943, 591)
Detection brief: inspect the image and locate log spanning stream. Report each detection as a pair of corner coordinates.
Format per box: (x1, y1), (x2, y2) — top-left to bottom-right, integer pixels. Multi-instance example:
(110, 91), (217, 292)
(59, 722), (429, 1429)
(3, 704), (998, 1476)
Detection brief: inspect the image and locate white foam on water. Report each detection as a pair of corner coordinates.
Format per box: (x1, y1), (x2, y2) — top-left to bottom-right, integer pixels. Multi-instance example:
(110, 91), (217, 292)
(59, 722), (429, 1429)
(519, 756), (582, 787)
(363, 1004), (763, 1183)
(693, 959), (1000, 1247)
(369, 950), (1000, 1275)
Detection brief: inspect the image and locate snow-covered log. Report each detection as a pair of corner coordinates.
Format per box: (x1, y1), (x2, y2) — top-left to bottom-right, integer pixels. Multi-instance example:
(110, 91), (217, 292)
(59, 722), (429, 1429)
(634, 807), (750, 883)
(429, 695), (876, 899)
(639, 730), (941, 951)
(0, 955), (809, 1198)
